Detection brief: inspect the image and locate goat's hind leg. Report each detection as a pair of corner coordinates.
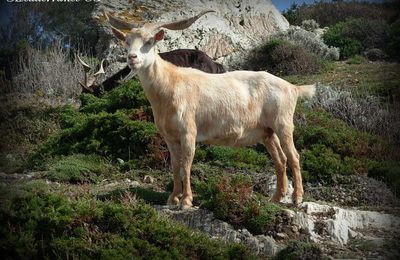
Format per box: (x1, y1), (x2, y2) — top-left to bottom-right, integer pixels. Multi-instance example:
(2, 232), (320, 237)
(264, 128), (288, 203)
(179, 133), (196, 210)
(275, 126), (304, 206)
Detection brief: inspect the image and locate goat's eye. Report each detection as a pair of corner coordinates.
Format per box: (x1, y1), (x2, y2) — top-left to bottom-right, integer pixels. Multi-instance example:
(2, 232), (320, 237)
(144, 40), (153, 46)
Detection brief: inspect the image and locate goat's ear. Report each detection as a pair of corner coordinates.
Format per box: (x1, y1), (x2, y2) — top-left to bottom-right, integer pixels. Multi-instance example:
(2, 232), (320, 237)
(111, 27), (126, 41)
(153, 30), (165, 42)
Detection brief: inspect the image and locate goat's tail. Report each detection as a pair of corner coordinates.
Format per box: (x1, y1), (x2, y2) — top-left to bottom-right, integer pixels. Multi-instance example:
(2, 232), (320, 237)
(296, 84), (316, 99)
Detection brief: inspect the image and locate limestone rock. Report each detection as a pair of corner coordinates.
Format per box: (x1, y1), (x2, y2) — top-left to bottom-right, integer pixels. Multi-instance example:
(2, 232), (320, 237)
(291, 202), (400, 245)
(143, 175), (155, 184)
(92, 0), (289, 73)
(154, 205), (281, 256)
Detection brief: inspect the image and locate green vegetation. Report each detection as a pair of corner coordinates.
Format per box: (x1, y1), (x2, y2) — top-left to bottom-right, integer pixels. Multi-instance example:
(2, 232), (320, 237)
(196, 146), (268, 172)
(323, 18), (389, 58)
(283, 1), (399, 61)
(30, 80), (161, 169)
(295, 104), (396, 184)
(283, 1), (398, 27)
(0, 181), (254, 259)
(44, 154), (117, 184)
(275, 241), (323, 260)
(346, 55), (367, 64)
(196, 174), (282, 235)
(283, 62), (400, 101)
(248, 38), (322, 75)
(387, 19), (400, 61)
(2, 1), (399, 258)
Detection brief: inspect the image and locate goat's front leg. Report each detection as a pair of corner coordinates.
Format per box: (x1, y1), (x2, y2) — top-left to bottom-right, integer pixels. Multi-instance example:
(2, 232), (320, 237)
(165, 139), (182, 206)
(179, 132), (196, 210)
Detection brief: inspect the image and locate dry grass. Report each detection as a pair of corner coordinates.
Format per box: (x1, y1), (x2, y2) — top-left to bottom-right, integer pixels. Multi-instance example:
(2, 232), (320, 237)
(2, 40), (83, 108)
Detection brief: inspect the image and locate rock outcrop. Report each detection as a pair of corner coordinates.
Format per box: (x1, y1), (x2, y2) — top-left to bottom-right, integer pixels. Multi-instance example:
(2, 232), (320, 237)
(155, 201), (400, 258)
(92, 0), (289, 75)
(154, 205), (281, 256)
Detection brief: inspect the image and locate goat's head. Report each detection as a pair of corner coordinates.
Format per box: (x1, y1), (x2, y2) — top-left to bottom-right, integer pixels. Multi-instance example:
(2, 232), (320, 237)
(104, 10), (214, 72)
(77, 55), (105, 92)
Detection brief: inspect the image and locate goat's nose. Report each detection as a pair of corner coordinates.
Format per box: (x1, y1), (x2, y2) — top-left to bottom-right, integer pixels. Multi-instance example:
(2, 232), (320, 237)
(128, 53), (137, 60)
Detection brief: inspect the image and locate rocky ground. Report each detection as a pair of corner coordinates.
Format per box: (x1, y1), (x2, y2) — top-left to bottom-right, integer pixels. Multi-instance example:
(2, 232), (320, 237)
(1, 169), (399, 259)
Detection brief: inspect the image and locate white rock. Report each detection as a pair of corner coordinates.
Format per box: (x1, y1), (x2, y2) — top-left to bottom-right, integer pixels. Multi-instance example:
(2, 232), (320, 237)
(293, 202), (400, 245)
(95, 0), (289, 70)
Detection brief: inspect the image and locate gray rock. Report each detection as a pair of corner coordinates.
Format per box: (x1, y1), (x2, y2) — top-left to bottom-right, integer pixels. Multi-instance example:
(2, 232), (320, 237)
(154, 205), (281, 256)
(143, 175), (155, 184)
(92, 0), (289, 75)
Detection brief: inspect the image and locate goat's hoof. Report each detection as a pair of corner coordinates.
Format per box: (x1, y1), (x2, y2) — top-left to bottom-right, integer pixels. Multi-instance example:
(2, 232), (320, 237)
(271, 192), (285, 203)
(292, 196), (303, 206)
(167, 195), (180, 206)
(179, 197), (193, 210)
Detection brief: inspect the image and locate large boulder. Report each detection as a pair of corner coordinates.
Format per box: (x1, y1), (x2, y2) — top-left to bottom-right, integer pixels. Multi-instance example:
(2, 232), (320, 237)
(92, 0), (289, 73)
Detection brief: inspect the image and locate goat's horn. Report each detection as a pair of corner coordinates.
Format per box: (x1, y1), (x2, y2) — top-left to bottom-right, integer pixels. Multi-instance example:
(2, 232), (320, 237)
(77, 55), (91, 73)
(144, 10), (215, 32)
(94, 59), (105, 76)
(103, 10), (143, 30)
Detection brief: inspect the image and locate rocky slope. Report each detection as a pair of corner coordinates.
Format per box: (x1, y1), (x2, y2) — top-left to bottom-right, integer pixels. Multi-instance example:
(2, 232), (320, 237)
(154, 176), (400, 259)
(92, 0), (289, 77)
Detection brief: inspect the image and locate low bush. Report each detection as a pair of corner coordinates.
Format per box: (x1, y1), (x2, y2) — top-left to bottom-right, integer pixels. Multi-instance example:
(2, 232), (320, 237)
(323, 18), (389, 58)
(248, 39), (322, 75)
(198, 146), (268, 172)
(30, 80), (164, 168)
(79, 79), (150, 114)
(196, 174), (282, 235)
(346, 55), (367, 64)
(386, 19), (400, 61)
(274, 26), (340, 60)
(44, 154), (116, 183)
(301, 19), (320, 32)
(283, 1), (397, 27)
(0, 106), (60, 168)
(309, 84), (400, 143)
(294, 104), (395, 184)
(301, 144), (354, 183)
(368, 162), (400, 196)
(0, 183), (253, 259)
(275, 241), (322, 260)
(31, 111), (160, 167)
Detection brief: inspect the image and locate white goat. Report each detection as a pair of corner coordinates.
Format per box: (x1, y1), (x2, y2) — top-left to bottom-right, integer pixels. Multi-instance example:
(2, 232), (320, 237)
(105, 10), (316, 209)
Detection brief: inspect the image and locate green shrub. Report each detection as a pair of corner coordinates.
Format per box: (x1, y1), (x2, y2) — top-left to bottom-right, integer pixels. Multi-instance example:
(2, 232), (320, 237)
(323, 18), (389, 58)
(32, 111), (159, 166)
(29, 79), (160, 168)
(203, 146), (268, 172)
(283, 1), (397, 27)
(0, 184), (254, 259)
(386, 19), (400, 61)
(301, 144), (354, 183)
(244, 203), (282, 235)
(196, 174), (282, 235)
(275, 241), (322, 260)
(346, 55), (367, 64)
(80, 79), (150, 114)
(249, 39), (321, 75)
(368, 162), (400, 196)
(294, 105), (392, 184)
(44, 154), (116, 183)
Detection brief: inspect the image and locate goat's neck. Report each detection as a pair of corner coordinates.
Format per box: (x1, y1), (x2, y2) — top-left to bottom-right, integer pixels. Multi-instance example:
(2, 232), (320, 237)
(137, 54), (176, 105)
